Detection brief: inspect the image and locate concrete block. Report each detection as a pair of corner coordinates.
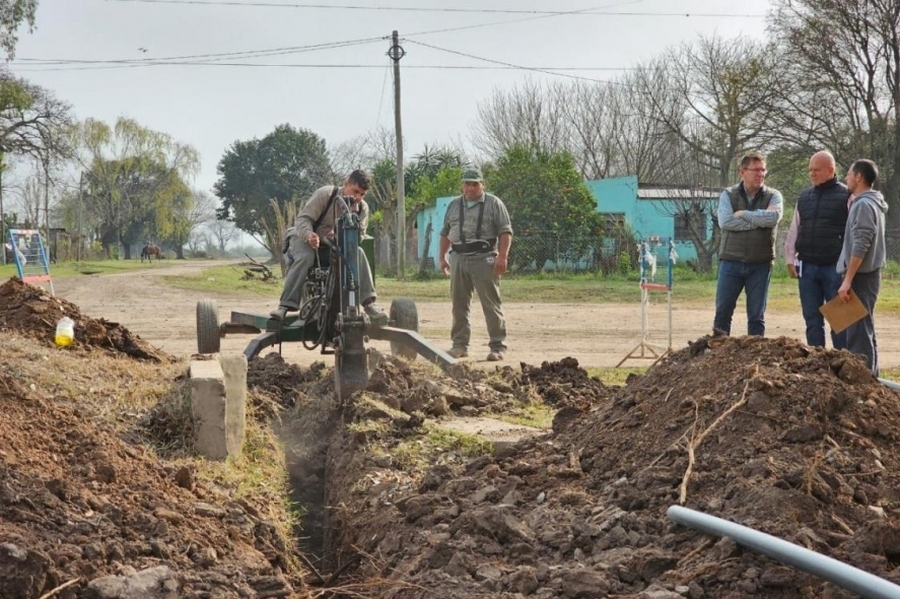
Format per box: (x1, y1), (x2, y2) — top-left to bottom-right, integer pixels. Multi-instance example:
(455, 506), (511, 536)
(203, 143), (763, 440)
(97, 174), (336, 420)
(219, 353), (247, 458)
(189, 355), (247, 461)
(190, 360), (228, 460)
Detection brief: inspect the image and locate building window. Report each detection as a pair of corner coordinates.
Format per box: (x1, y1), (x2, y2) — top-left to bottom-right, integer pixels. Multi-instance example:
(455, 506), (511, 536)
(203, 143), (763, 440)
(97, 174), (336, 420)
(674, 210), (707, 242)
(603, 213), (626, 236)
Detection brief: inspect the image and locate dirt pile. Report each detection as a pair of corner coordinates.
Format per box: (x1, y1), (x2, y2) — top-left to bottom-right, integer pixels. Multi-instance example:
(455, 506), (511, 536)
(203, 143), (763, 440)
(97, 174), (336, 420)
(0, 325), (304, 599)
(0, 277), (171, 362)
(516, 356), (613, 410)
(308, 336), (900, 598)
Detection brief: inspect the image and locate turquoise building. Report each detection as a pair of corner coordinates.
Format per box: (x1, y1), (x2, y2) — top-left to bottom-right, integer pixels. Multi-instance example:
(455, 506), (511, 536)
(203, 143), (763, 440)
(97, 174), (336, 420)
(416, 176), (718, 270)
(586, 176), (719, 262)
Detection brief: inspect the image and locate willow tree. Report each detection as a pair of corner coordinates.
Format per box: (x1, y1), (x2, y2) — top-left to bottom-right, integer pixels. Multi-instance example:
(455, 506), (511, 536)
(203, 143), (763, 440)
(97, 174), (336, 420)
(72, 117), (200, 259)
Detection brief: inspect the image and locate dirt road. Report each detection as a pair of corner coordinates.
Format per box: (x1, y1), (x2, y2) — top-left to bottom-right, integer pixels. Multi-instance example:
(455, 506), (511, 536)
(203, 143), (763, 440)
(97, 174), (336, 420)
(51, 262), (900, 369)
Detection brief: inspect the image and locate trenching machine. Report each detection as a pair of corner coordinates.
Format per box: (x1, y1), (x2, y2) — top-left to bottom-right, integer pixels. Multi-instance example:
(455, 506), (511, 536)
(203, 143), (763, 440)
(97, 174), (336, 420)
(195, 197), (456, 401)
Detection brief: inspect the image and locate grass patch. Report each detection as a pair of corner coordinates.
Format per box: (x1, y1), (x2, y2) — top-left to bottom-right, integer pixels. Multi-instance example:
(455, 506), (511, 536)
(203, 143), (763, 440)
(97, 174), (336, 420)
(586, 366), (649, 386)
(0, 259), (185, 279)
(160, 258), (900, 307)
(388, 424), (493, 472)
(497, 404), (555, 429)
(9, 255), (900, 309)
(880, 367), (900, 382)
(165, 263), (283, 296)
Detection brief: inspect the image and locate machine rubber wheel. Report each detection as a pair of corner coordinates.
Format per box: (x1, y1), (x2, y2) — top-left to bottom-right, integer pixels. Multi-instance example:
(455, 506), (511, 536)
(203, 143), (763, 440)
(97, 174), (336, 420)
(196, 299), (221, 354)
(389, 297), (419, 360)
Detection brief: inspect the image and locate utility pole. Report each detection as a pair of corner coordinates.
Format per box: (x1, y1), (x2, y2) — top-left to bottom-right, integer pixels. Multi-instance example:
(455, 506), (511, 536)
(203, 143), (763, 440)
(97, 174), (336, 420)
(389, 30), (406, 279)
(77, 171), (84, 261)
(0, 147), (5, 266)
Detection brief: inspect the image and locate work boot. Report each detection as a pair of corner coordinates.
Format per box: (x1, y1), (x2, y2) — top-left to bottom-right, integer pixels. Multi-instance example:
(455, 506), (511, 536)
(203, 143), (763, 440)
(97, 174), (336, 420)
(269, 306), (289, 321)
(448, 347), (468, 359)
(363, 301), (389, 326)
(487, 351), (504, 362)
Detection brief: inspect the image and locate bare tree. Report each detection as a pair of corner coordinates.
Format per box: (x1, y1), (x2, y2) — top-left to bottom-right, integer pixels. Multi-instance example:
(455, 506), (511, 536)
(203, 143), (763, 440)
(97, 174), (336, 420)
(551, 81), (614, 179)
(474, 79), (570, 158)
(645, 131), (723, 272)
(0, 70), (73, 258)
(635, 35), (784, 188)
(10, 171), (38, 224)
(769, 0), (900, 237)
(207, 214), (240, 257)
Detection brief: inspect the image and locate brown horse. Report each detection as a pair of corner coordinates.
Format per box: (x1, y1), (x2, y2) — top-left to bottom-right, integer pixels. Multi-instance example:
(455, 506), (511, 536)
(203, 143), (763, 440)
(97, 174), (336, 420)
(140, 244), (163, 263)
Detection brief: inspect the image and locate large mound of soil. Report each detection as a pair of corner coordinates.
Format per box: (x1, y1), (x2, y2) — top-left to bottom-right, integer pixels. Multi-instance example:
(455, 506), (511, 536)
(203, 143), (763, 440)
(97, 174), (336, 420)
(307, 336), (900, 598)
(0, 277), (171, 362)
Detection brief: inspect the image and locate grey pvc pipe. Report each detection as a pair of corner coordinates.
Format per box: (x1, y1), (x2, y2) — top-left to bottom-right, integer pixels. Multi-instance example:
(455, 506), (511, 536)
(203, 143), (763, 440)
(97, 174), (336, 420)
(879, 378), (900, 392)
(667, 505), (900, 599)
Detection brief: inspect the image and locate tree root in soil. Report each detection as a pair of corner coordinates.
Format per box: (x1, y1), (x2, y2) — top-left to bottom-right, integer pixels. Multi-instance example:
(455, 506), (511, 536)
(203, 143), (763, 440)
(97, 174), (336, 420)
(37, 579), (80, 599)
(679, 365), (758, 505)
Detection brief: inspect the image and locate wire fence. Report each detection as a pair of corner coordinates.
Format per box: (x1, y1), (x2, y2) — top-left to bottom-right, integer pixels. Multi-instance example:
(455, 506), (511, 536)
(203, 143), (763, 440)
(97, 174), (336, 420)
(404, 232), (638, 277)
(370, 225), (900, 279)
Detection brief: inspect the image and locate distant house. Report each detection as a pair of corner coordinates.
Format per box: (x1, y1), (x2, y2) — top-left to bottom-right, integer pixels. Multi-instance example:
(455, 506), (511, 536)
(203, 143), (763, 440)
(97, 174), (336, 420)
(417, 195), (457, 270)
(416, 176), (720, 270)
(586, 175), (719, 262)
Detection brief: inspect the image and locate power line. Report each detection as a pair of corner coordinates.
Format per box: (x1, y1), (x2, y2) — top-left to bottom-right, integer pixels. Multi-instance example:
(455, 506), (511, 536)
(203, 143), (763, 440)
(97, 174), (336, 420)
(15, 37), (385, 66)
(10, 61), (639, 73)
(373, 55), (391, 131)
(403, 39), (620, 85)
(106, 0), (766, 18)
(16, 0), (650, 71)
(401, 0), (649, 39)
(14, 1), (647, 70)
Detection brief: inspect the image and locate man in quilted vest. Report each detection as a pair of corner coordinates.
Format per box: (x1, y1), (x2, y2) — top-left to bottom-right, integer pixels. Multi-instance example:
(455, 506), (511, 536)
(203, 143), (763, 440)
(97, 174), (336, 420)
(713, 151), (783, 337)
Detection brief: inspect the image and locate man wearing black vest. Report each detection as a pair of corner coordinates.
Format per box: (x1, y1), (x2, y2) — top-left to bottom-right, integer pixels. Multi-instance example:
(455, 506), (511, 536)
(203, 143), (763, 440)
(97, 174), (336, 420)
(784, 151), (849, 348)
(438, 168), (513, 361)
(269, 169), (387, 325)
(713, 151), (783, 336)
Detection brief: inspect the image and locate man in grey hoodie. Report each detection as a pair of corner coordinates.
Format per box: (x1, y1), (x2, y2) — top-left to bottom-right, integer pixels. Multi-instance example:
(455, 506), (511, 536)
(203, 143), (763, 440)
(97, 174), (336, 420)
(837, 159), (887, 374)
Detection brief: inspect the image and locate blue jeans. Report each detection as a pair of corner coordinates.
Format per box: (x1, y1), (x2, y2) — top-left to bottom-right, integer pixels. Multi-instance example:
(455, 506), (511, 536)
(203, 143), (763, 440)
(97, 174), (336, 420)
(713, 260), (772, 336)
(798, 261), (846, 349)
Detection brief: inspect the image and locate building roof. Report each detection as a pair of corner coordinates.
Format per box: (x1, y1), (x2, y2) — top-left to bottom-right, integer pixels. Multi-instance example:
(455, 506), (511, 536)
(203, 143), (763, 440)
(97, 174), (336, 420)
(637, 185), (719, 200)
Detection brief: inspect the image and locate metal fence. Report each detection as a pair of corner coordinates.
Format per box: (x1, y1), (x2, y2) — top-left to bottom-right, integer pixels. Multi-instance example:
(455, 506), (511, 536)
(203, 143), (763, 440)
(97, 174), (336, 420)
(377, 225), (900, 278)
(407, 232), (638, 277)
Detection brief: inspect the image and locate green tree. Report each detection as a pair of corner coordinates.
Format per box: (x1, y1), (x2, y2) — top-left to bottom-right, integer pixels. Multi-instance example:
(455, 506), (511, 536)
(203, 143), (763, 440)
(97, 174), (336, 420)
(163, 188), (216, 259)
(213, 124), (331, 240)
(0, 0), (37, 59)
(486, 145), (603, 271)
(408, 165), (462, 270)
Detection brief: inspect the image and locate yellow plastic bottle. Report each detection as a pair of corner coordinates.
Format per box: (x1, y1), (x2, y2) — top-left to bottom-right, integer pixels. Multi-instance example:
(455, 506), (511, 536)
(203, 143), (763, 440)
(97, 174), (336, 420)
(55, 317), (75, 347)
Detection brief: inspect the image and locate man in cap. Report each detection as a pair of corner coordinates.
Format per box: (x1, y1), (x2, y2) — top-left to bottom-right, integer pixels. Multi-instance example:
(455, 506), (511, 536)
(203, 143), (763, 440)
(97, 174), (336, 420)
(438, 167), (513, 361)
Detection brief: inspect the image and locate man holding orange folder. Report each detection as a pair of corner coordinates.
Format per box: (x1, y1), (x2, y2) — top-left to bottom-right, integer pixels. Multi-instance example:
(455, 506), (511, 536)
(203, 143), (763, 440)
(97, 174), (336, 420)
(837, 160), (887, 375)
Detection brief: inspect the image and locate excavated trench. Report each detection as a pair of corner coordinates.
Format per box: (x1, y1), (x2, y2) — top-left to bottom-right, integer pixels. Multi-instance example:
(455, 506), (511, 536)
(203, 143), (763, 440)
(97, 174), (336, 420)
(247, 355), (343, 570)
(250, 340), (900, 599)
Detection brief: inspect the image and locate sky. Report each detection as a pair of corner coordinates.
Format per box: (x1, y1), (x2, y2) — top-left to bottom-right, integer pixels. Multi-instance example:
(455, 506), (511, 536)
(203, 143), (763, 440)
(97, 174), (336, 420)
(9, 0), (773, 197)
